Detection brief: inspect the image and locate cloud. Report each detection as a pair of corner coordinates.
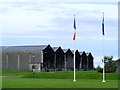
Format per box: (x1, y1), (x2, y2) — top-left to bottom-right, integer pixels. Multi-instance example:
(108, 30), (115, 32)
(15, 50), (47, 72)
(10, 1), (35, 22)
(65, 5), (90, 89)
(94, 56), (103, 67)
(0, 1), (118, 67)
(0, 0), (119, 2)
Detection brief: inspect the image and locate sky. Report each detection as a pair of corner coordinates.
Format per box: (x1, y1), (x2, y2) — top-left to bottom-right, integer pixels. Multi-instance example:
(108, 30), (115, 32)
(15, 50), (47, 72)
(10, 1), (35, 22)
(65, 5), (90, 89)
(0, 0), (118, 67)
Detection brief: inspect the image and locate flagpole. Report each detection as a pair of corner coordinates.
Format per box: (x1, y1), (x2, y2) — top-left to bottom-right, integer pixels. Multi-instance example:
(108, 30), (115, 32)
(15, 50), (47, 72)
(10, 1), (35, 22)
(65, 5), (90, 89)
(73, 31), (76, 82)
(102, 12), (106, 82)
(73, 14), (76, 82)
(102, 35), (106, 82)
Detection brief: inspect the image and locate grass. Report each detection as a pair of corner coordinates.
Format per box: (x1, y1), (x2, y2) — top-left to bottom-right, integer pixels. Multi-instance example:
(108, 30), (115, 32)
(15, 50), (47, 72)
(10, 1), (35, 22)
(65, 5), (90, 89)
(2, 78), (118, 88)
(23, 71), (118, 80)
(1, 69), (31, 76)
(1, 70), (119, 88)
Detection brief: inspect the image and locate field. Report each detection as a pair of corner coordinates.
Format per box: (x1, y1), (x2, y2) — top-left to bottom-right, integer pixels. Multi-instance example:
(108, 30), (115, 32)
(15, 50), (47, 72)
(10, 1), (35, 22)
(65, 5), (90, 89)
(1, 70), (119, 88)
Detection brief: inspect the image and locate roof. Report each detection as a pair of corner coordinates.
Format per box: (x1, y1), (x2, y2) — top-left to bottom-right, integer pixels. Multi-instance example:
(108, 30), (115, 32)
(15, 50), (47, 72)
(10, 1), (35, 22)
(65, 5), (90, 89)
(72, 50), (84, 55)
(86, 52), (89, 56)
(2, 45), (48, 51)
(0, 46), (8, 51)
(79, 52), (83, 55)
(116, 58), (120, 62)
(71, 50), (74, 54)
(63, 49), (68, 53)
(52, 47), (59, 52)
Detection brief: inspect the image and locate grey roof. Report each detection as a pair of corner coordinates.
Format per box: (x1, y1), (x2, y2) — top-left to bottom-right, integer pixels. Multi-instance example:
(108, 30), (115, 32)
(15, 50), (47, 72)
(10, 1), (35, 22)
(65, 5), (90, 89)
(71, 50), (74, 54)
(2, 45), (48, 51)
(72, 50), (80, 54)
(116, 58), (120, 62)
(52, 47), (59, 52)
(0, 46), (7, 51)
(79, 52), (89, 56)
(86, 52), (89, 56)
(79, 52), (83, 55)
(70, 51), (90, 56)
(63, 49), (68, 53)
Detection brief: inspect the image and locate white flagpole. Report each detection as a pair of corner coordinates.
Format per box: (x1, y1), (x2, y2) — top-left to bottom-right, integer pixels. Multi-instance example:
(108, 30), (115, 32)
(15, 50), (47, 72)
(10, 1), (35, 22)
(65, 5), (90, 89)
(73, 14), (76, 82)
(102, 35), (106, 82)
(102, 12), (106, 82)
(73, 31), (76, 82)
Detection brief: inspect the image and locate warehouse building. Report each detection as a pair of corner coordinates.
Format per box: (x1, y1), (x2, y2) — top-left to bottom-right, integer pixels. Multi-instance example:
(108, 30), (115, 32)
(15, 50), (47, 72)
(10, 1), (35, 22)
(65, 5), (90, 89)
(52, 47), (65, 71)
(2, 45), (94, 72)
(63, 49), (74, 71)
(81, 51), (88, 71)
(75, 50), (81, 70)
(116, 59), (120, 73)
(2, 45), (54, 72)
(87, 53), (94, 70)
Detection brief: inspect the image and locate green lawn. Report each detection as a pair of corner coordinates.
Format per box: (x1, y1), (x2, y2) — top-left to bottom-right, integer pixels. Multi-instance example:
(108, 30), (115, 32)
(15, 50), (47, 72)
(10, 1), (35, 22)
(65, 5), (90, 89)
(1, 69), (31, 76)
(1, 70), (119, 88)
(2, 78), (118, 88)
(23, 71), (118, 80)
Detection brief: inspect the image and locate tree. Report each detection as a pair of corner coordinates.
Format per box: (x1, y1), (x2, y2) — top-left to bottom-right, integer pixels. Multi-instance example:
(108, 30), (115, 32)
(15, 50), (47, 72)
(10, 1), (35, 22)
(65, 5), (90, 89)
(96, 56), (117, 73)
(96, 65), (102, 73)
(104, 56), (117, 73)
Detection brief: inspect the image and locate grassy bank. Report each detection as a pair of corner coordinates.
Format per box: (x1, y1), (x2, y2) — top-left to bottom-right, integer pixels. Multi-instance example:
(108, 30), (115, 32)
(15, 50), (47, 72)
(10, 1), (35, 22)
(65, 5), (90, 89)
(1, 70), (118, 88)
(2, 69), (31, 76)
(22, 71), (118, 80)
(2, 78), (118, 88)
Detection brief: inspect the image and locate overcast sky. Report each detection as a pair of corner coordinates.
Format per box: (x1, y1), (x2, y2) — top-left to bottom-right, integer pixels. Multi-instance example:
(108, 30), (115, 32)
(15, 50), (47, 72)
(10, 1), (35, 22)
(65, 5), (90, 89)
(0, 0), (118, 67)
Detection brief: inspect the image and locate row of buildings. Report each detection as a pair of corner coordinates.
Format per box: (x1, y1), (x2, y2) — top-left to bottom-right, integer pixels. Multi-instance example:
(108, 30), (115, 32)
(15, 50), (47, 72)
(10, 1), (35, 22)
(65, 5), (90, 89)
(2, 45), (94, 72)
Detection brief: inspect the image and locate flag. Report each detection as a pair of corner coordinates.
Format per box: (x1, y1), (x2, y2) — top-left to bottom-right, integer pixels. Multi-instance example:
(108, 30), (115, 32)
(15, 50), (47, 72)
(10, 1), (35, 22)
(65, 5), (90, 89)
(73, 33), (76, 40)
(102, 13), (105, 35)
(73, 15), (76, 40)
(73, 15), (76, 30)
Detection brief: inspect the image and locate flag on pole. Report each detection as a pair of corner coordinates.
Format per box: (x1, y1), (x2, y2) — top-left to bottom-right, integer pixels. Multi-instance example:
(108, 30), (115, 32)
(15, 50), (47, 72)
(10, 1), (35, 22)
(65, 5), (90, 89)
(73, 15), (76, 40)
(73, 15), (76, 30)
(102, 13), (105, 36)
(73, 33), (76, 40)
